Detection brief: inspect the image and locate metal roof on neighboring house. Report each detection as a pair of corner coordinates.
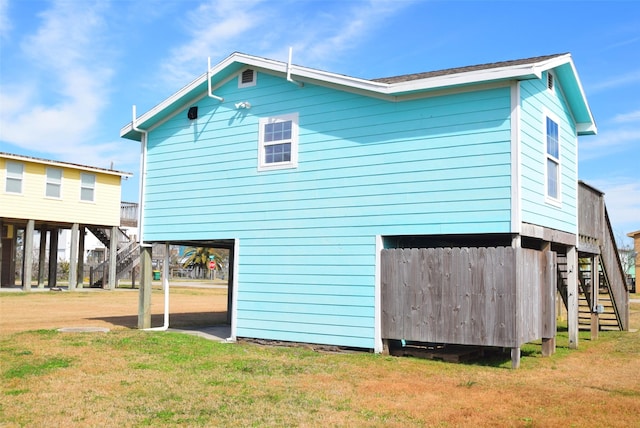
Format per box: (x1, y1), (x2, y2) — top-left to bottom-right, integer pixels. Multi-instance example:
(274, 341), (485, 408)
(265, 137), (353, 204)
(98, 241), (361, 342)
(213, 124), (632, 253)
(0, 152), (133, 177)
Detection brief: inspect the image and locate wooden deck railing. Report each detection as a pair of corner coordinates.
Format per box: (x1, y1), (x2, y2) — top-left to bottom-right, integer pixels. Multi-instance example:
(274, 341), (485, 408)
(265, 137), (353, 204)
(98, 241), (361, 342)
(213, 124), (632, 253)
(120, 202), (138, 227)
(601, 207), (629, 330)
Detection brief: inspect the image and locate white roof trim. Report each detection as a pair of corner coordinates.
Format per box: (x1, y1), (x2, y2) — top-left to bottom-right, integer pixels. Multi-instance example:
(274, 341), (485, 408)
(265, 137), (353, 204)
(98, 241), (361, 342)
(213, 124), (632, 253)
(121, 52), (589, 138)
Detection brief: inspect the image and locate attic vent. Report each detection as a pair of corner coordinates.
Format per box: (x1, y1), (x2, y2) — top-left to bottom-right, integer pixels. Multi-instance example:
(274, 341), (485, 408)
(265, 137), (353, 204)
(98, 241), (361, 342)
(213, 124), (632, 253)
(547, 72), (554, 90)
(239, 69), (257, 87)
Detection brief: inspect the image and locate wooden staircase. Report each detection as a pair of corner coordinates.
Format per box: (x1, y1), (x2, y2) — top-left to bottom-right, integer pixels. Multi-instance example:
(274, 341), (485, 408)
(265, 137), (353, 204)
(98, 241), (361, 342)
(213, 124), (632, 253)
(574, 181), (630, 331)
(87, 226), (140, 288)
(577, 259), (622, 331)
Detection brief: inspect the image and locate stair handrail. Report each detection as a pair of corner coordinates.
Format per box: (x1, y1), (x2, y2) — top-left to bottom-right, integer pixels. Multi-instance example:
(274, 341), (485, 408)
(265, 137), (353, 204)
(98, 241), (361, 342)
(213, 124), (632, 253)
(599, 206), (629, 330)
(90, 240), (140, 286)
(115, 241), (140, 281)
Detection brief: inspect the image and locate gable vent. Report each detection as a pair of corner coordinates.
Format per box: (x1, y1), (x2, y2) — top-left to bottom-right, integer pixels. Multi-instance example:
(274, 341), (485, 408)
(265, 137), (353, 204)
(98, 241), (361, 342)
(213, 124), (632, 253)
(547, 72), (554, 90)
(239, 69), (256, 87)
(242, 69), (254, 83)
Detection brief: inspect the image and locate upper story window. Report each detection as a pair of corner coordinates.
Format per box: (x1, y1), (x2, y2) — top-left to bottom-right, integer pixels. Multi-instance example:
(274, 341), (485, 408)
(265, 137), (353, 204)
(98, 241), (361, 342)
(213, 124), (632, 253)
(5, 161), (23, 194)
(546, 116), (560, 201)
(258, 113), (299, 171)
(80, 173), (96, 202)
(45, 167), (62, 198)
(238, 69), (256, 88)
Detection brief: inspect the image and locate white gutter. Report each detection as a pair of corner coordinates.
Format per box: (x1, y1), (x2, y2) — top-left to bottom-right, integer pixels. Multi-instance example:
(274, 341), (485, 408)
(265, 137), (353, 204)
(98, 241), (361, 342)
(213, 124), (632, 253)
(207, 57), (224, 102)
(287, 47), (303, 87)
(145, 242), (171, 331)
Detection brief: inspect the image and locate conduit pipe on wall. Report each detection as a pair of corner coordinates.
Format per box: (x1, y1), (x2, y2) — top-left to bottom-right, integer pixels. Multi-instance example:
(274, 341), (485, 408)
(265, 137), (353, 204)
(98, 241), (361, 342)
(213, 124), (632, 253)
(287, 47), (304, 87)
(144, 242), (171, 331)
(207, 57), (224, 102)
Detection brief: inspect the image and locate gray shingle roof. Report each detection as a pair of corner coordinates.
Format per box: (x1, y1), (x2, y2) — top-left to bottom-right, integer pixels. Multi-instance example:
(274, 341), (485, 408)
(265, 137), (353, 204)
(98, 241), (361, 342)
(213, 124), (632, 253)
(372, 53), (568, 84)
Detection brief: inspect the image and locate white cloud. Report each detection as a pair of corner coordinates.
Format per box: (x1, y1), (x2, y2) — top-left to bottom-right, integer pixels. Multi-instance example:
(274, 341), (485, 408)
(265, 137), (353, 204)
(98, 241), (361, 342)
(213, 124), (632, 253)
(159, 0), (267, 89)
(579, 127), (640, 161)
(0, 0), (10, 39)
(589, 177), (640, 237)
(612, 109), (640, 124)
(0, 1), (114, 156)
(158, 0), (415, 88)
(588, 69), (640, 93)
(292, 0), (412, 66)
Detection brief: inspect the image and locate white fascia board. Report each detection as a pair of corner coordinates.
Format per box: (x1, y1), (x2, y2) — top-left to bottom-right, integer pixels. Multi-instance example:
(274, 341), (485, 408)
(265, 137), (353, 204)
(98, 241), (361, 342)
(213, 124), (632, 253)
(120, 52), (586, 139)
(576, 123), (598, 135)
(563, 59), (597, 133)
(236, 53), (389, 92)
(387, 64), (544, 95)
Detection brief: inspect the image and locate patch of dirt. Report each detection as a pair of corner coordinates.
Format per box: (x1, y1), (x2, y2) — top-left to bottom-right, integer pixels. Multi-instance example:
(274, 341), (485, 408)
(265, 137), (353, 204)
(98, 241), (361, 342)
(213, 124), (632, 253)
(0, 285), (228, 334)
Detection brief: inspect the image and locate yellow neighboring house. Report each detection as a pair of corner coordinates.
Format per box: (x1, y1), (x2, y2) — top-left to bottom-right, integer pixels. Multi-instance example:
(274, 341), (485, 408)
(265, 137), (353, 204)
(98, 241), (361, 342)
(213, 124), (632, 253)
(0, 152), (133, 290)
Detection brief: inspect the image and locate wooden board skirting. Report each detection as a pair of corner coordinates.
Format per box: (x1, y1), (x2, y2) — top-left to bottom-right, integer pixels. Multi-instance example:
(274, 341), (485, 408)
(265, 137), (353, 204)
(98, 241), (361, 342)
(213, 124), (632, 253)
(381, 247), (556, 349)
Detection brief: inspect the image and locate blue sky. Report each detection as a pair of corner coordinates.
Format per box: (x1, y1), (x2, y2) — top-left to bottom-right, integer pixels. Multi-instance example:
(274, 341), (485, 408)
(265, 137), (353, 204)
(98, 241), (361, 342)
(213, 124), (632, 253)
(1, 0), (638, 243)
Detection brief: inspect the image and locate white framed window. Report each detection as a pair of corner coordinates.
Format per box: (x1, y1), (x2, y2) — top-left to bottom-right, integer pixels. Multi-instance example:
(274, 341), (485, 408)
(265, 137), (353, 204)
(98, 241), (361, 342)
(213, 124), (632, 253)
(5, 161), (23, 194)
(258, 113), (299, 171)
(545, 115), (561, 201)
(45, 167), (62, 198)
(238, 68), (257, 88)
(80, 173), (96, 202)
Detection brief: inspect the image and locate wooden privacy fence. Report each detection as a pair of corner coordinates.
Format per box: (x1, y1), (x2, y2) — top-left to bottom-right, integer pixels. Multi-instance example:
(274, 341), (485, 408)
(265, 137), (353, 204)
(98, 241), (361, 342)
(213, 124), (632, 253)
(381, 247), (556, 349)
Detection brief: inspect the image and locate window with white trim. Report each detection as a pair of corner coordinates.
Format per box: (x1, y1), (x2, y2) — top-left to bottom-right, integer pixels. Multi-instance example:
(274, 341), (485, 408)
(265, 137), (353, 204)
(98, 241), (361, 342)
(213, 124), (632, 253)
(80, 173), (96, 202)
(258, 113), (298, 171)
(5, 161), (23, 194)
(546, 116), (560, 200)
(45, 167), (62, 198)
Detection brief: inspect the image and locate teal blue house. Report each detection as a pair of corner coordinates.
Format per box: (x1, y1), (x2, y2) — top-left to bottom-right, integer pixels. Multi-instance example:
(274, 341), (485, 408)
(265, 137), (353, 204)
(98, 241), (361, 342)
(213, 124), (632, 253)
(121, 52), (598, 360)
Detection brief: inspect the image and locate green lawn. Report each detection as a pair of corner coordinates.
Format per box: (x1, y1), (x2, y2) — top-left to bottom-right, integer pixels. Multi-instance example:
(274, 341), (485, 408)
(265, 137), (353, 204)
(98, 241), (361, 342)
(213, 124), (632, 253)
(1, 299), (639, 427)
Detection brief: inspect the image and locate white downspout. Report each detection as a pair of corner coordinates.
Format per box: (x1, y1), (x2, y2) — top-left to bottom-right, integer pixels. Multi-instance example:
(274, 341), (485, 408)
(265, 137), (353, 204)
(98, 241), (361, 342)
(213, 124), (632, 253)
(132, 106), (170, 332)
(287, 47), (304, 87)
(207, 57), (224, 102)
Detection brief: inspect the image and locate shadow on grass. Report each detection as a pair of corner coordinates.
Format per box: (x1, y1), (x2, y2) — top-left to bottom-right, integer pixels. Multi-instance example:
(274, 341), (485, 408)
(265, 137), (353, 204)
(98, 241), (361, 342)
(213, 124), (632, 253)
(88, 311), (228, 329)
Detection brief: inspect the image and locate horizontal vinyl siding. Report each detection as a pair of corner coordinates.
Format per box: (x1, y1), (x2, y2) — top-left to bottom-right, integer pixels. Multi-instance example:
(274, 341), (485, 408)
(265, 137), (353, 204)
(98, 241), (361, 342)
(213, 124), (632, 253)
(0, 159), (122, 226)
(143, 74), (513, 348)
(519, 76), (578, 233)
